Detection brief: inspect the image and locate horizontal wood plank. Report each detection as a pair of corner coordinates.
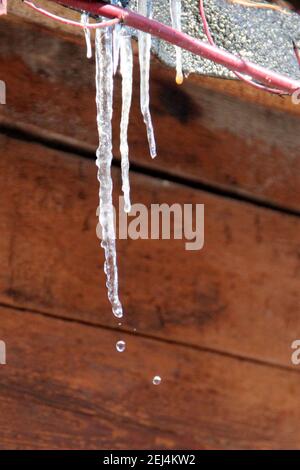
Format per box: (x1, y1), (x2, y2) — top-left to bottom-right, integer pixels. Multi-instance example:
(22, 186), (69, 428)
(1, 14), (300, 211)
(1, 304), (300, 449)
(0, 133), (300, 369)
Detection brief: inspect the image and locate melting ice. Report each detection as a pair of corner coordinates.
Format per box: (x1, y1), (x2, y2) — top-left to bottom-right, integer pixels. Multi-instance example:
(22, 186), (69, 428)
(111, 0), (122, 73)
(92, 1), (159, 318)
(95, 27), (123, 318)
(137, 0), (157, 158)
(120, 29), (133, 213)
(81, 12), (92, 59)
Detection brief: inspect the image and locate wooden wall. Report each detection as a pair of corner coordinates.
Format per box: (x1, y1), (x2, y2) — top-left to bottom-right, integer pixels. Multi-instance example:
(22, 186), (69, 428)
(1, 6), (300, 449)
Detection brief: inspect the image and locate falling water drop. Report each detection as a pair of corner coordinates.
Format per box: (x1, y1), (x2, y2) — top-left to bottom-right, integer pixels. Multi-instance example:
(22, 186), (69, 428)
(116, 340), (126, 352)
(152, 375), (162, 385)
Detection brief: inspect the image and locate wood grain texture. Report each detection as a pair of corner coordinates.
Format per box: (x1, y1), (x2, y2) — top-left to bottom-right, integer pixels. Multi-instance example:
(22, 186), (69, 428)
(0, 133), (300, 370)
(1, 14), (300, 211)
(1, 4), (300, 451)
(1, 304), (300, 450)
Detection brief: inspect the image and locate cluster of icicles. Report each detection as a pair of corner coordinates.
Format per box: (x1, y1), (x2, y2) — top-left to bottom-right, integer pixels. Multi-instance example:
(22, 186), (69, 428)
(81, 0), (183, 332)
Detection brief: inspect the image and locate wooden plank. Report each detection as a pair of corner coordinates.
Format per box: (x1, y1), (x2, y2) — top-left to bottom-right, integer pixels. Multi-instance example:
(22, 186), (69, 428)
(1, 304), (300, 449)
(0, 133), (300, 368)
(1, 14), (300, 211)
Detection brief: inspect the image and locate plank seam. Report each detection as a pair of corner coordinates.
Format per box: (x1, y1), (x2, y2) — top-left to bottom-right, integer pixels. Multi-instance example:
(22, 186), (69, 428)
(1, 122), (300, 218)
(1, 300), (299, 376)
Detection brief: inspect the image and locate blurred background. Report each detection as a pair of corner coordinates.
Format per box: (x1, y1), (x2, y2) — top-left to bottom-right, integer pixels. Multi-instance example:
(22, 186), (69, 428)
(1, 0), (300, 449)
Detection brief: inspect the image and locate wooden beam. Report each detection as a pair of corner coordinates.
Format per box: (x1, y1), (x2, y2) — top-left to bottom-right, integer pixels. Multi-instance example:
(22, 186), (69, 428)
(1, 304), (300, 449)
(1, 133), (300, 369)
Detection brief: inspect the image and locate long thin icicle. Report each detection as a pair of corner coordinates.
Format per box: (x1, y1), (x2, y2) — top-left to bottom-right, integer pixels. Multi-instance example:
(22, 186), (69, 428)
(137, 0), (157, 159)
(113, 24), (122, 75)
(111, 0), (121, 74)
(120, 30), (133, 213)
(81, 12), (92, 59)
(95, 27), (123, 319)
(170, 0), (183, 85)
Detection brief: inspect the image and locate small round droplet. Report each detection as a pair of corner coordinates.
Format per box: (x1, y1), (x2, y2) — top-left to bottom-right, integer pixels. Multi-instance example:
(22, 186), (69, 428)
(152, 375), (161, 385)
(118, 322), (122, 327)
(116, 340), (126, 353)
(176, 72), (184, 86)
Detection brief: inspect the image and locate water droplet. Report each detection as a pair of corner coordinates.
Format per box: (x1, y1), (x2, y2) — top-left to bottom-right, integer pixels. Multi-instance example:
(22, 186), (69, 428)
(116, 340), (126, 352)
(152, 375), (161, 385)
(118, 322), (122, 327)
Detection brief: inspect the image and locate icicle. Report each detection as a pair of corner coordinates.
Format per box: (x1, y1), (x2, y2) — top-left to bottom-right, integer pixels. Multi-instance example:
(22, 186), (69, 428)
(137, 0), (157, 159)
(120, 29), (133, 213)
(81, 12), (92, 59)
(113, 24), (122, 75)
(95, 27), (123, 319)
(170, 0), (183, 85)
(111, 0), (122, 74)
